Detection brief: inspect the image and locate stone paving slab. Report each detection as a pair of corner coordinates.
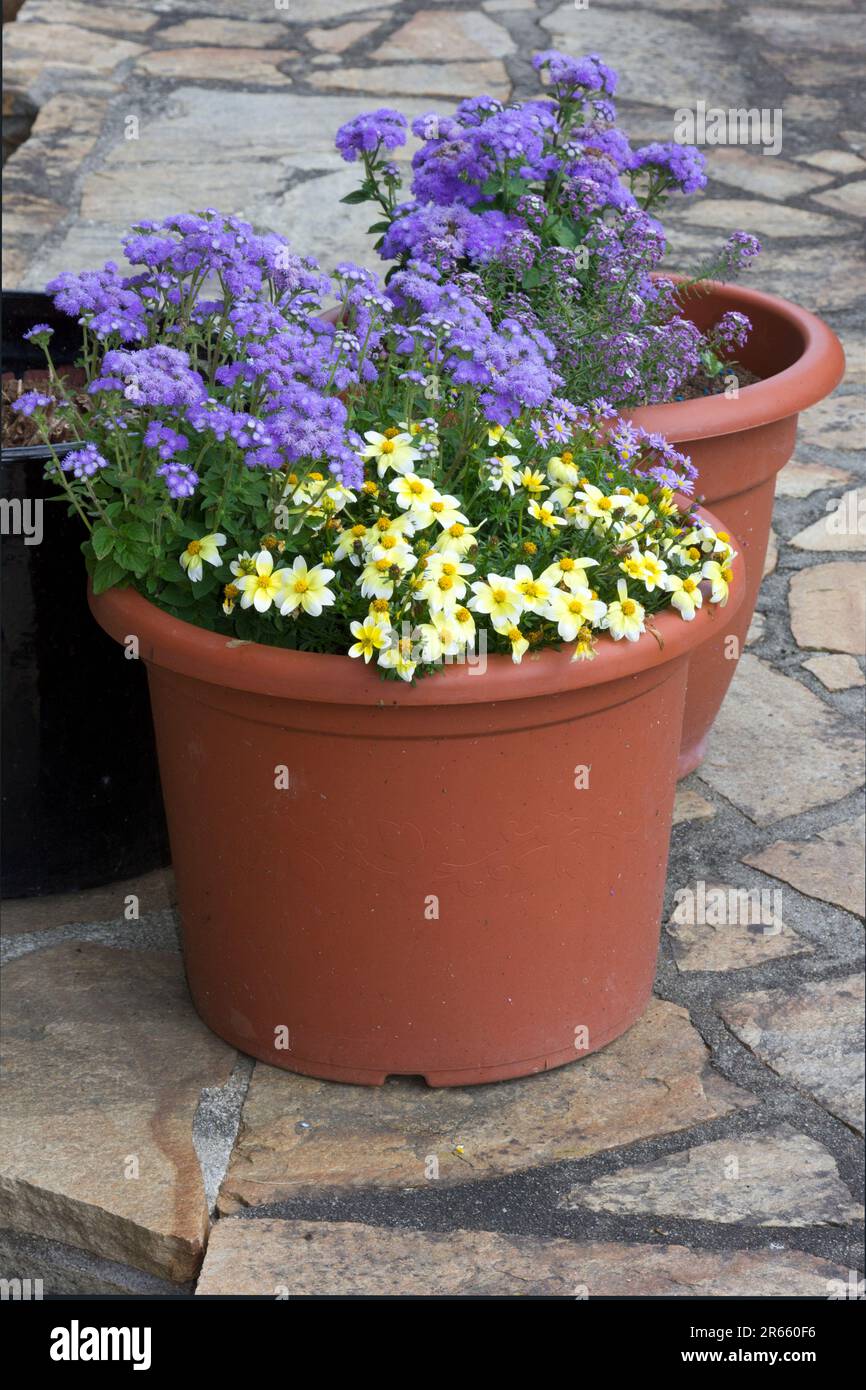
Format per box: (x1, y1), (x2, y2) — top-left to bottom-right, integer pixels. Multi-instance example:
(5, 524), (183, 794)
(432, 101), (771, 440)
(195, 1217), (852, 1297)
(720, 976), (865, 1135)
(561, 1126), (864, 1227)
(0, 942), (236, 1281)
(216, 1000), (753, 1212)
(701, 655), (865, 826)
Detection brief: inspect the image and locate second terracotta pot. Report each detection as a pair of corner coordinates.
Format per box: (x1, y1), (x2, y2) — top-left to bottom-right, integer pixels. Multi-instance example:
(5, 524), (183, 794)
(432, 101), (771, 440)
(624, 279), (844, 777)
(90, 507), (743, 1087)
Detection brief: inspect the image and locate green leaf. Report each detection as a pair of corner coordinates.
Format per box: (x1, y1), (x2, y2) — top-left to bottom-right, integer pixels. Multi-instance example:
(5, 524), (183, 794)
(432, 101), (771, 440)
(91, 525), (115, 560)
(91, 556), (128, 596)
(340, 189), (373, 205)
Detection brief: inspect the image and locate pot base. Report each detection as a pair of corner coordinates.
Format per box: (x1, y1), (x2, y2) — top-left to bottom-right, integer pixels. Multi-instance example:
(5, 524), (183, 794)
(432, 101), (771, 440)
(187, 987), (650, 1087)
(676, 732), (709, 781)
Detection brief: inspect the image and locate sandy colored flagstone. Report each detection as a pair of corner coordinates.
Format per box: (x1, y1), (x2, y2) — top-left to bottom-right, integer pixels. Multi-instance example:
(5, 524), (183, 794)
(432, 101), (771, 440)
(744, 815), (865, 918)
(217, 999), (753, 1211)
(813, 181), (866, 218)
(789, 561), (866, 655)
(196, 1218), (852, 1297)
(306, 59), (511, 99)
(0, 943), (235, 1281)
(672, 787), (716, 825)
(802, 653), (865, 691)
(666, 882), (811, 972)
(701, 655), (865, 824)
(791, 491), (866, 554)
(776, 461), (853, 499)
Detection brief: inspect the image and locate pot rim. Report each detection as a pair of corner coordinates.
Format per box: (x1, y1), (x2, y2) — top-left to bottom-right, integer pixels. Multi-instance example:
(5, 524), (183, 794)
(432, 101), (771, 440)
(89, 505), (744, 708)
(621, 276), (845, 442)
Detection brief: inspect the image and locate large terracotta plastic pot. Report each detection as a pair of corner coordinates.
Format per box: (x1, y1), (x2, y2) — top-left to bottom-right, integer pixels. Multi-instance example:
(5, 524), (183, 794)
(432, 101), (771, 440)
(90, 510), (744, 1087)
(623, 280), (844, 778)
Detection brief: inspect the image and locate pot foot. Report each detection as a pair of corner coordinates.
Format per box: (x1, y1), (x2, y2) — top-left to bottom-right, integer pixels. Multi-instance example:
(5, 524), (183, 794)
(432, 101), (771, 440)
(676, 734), (709, 780)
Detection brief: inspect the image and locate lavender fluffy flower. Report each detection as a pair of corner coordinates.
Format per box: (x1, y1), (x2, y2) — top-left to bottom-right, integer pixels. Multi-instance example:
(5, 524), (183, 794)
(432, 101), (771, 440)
(61, 443), (109, 479)
(335, 108), (407, 162)
(93, 346), (206, 408)
(157, 461), (199, 499)
(47, 263), (147, 342)
(631, 142), (707, 195)
(11, 390), (53, 416)
(144, 421), (189, 459)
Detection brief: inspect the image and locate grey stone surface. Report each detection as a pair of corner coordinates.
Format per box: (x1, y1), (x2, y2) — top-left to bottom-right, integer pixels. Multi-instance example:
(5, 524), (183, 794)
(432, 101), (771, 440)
(561, 1126), (864, 1226)
(720, 976), (865, 1135)
(701, 655), (865, 825)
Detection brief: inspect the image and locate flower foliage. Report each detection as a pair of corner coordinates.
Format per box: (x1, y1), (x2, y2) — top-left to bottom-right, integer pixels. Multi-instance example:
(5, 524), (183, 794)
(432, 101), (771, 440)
(21, 204), (737, 680)
(336, 50), (761, 407)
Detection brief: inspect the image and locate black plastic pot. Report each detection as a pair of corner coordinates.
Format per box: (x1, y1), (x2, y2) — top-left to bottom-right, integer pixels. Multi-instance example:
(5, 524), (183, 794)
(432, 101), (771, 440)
(2, 290), (169, 899)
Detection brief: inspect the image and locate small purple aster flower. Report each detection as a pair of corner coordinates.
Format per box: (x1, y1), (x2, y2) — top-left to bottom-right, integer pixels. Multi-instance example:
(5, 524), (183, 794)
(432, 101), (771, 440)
(335, 108), (407, 163)
(157, 461), (199, 499)
(23, 323), (55, 343)
(61, 443), (109, 479)
(11, 390), (54, 416)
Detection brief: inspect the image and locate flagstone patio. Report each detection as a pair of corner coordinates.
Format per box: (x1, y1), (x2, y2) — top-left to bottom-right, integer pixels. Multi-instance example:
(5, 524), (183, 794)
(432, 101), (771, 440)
(2, 0), (864, 1297)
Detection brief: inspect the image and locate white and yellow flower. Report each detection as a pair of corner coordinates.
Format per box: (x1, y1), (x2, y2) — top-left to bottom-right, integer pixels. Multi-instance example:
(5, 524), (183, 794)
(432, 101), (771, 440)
(229, 550), (257, 579)
(378, 633), (417, 681)
(573, 484), (628, 528)
(540, 555), (599, 592)
(234, 549), (287, 613)
(468, 573), (523, 633)
(179, 532), (226, 583)
(278, 556), (336, 617)
(333, 522), (369, 565)
(388, 472), (438, 525)
(362, 430), (420, 478)
(528, 498), (567, 531)
(664, 572), (703, 620)
(427, 493), (469, 529)
(702, 558), (734, 605)
(518, 466), (548, 496)
(359, 556), (400, 599)
(505, 624), (529, 664)
(546, 587), (607, 641)
(513, 563), (553, 617)
(418, 552), (474, 612)
(602, 578), (646, 642)
(485, 454), (520, 495)
(487, 423), (520, 450)
(430, 605), (476, 656)
(433, 521), (482, 556)
(348, 617), (391, 663)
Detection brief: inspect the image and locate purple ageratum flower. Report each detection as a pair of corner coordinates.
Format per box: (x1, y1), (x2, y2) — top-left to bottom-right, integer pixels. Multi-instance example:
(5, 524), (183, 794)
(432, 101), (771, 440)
(93, 345), (206, 408)
(61, 443), (109, 479)
(11, 390), (54, 416)
(23, 323), (54, 342)
(335, 108), (407, 163)
(631, 142), (707, 196)
(382, 203), (525, 270)
(144, 421), (189, 459)
(157, 461), (199, 500)
(532, 50), (618, 100)
(47, 263), (147, 342)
